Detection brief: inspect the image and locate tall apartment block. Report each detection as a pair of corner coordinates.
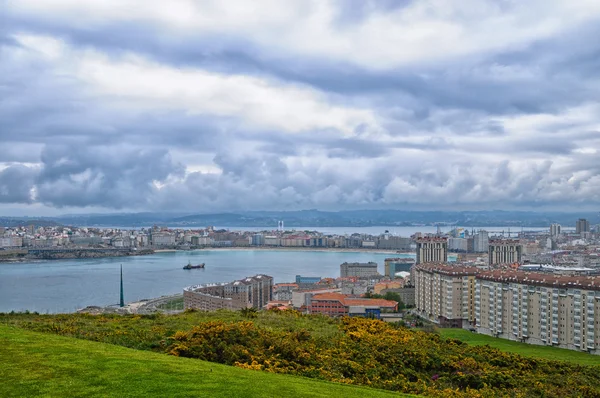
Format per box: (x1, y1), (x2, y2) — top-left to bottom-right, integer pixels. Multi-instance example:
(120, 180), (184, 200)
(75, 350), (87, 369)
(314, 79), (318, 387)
(414, 264), (600, 354)
(414, 263), (478, 328)
(340, 262), (379, 278)
(576, 218), (590, 234)
(550, 223), (561, 237)
(475, 271), (600, 354)
(415, 237), (448, 264)
(488, 239), (523, 265)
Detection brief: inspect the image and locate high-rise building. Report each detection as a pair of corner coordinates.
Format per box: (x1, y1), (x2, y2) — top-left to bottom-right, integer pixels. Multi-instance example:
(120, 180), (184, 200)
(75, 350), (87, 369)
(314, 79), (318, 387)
(576, 219), (590, 234)
(415, 237), (448, 264)
(473, 231), (489, 253)
(488, 239), (523, 265)
(414, 263), (479, 328)
(550, 223), (561, 237)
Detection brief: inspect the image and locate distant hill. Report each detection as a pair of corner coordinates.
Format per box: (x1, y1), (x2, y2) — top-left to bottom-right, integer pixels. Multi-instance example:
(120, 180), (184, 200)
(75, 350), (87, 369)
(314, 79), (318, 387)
(1, 210), (597, 228)
(0, 218), (62, 228)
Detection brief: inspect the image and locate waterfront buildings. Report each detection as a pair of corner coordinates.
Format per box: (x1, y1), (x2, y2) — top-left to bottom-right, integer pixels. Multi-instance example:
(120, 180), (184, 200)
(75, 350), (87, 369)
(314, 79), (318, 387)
(415, 237), (448, 264)
(488, 239), (523, 265)
(340, 262), (379, 278)
(183, 274), (273, 311)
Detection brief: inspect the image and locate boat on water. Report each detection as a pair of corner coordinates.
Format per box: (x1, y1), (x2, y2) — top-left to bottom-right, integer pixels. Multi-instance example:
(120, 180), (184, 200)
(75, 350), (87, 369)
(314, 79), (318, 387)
(183, 261), (205, 270)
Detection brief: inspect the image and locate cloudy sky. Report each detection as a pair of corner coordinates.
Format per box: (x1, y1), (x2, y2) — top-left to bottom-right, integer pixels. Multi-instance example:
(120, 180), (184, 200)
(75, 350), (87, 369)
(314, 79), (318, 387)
(2, 0), (600, 216)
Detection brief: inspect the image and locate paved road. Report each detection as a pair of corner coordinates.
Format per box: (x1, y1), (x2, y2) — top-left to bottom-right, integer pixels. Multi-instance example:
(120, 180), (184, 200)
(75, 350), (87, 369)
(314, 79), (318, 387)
(135, 294), (184, 314)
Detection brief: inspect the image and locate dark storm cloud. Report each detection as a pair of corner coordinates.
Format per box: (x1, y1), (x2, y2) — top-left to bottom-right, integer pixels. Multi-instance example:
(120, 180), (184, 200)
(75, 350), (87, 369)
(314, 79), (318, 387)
(0, 165), (37, 203)
(35, 146), (184, 208)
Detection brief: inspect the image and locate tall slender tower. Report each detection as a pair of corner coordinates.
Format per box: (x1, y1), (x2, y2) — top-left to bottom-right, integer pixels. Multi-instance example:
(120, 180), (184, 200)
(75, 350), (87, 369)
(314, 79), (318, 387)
(119, 264), (124, 307)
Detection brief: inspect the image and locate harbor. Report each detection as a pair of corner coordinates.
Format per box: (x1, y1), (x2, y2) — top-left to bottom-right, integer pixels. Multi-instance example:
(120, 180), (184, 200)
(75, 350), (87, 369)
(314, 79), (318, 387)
(0, 249), (406, 313)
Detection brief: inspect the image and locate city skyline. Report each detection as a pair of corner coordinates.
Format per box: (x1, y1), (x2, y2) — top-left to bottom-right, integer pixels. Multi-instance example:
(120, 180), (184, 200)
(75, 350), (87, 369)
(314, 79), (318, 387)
(2, 1), (600, 215)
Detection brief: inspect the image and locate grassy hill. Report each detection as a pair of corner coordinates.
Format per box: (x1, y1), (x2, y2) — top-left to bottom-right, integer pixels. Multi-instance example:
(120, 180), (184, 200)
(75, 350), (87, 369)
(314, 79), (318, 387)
(438, 328), (600, 366)
(0, 325), (402, 398)
(2, 310), (600, 397)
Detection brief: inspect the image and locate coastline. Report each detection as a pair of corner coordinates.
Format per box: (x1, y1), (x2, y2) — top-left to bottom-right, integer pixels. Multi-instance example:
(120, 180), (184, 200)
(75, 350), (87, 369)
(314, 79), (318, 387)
(198, 247), (413, 255)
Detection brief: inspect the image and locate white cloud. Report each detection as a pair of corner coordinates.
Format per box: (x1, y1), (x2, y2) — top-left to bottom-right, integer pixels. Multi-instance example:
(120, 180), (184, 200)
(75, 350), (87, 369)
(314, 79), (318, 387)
(9, 0), (600, 69)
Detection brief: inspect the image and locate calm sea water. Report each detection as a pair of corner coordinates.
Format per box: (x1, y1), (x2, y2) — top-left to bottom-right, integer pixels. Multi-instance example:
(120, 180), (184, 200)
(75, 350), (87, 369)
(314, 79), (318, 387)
(0, 250), (415, 313)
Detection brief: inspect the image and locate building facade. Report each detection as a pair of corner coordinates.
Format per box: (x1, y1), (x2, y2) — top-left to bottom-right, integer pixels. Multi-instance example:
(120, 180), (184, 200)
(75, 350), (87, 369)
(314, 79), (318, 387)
(184, 274), (273, 311)
(488, 239), (523, 265)
(415, 237), (448, 264)
(550, 223), (561, 237)
(475, 271), (600, 354)
(414, 263), (479, 328)
(576, 219), (590, 234)
(309, 292), (398, 318)
(384, 258), (415, 279)
(340, 262), (379, 278)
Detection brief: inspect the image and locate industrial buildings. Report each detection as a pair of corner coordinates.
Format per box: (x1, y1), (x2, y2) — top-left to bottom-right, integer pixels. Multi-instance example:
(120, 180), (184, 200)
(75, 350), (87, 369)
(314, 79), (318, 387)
(184, 274), (273, 311)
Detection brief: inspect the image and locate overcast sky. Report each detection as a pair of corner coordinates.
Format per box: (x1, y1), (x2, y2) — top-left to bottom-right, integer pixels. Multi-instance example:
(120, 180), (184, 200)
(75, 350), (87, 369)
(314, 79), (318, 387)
(2, 1), (600, 216)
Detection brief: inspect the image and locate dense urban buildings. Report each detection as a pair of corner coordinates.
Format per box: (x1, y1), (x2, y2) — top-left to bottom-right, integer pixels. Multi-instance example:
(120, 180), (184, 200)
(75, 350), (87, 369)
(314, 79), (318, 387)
(183, 274), (273, 311)
(415, 237), (448, 264)
(414, 262), (600, 354)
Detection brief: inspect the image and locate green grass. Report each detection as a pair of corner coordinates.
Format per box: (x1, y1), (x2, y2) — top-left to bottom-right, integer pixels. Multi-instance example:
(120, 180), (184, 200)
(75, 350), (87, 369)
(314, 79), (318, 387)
(0, 325), (404, 398)
(439, 328), (600, 366)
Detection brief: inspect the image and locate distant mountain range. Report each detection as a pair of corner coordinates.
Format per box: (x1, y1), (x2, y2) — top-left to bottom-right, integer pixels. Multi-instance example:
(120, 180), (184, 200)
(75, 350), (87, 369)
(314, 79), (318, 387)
(1, 210), (598, 228)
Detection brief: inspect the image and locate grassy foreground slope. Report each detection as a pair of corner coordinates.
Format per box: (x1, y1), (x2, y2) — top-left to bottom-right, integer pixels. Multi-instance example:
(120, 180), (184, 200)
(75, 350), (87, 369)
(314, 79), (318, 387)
(0, 325), (402, 398)
(438, 329), (600, 367)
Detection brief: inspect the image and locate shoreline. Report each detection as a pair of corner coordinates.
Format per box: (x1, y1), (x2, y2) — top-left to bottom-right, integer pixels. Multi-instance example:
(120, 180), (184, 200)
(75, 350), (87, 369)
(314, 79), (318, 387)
(198, 247), (413, 255)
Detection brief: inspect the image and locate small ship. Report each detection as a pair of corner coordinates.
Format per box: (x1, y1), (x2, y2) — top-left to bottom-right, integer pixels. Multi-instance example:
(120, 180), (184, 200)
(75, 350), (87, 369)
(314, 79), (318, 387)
(183, 261), (205, 270)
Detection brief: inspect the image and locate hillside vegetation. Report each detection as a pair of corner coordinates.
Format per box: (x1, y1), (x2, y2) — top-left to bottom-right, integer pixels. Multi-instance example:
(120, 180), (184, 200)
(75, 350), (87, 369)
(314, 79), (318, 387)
(438, 328), (600, 366)
(2, 310), (600, 397)
(0, 325), (402, 398)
